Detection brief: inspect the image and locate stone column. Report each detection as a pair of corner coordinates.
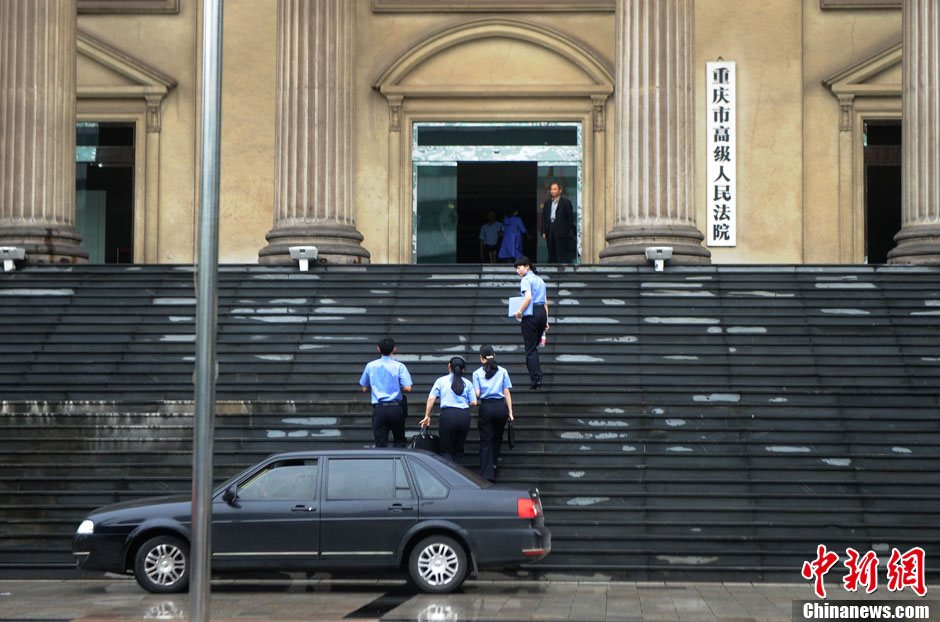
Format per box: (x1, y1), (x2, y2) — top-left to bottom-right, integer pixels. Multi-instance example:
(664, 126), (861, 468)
(600, 0), (709, 264)
(888, 0), (940, 264)
(0, 0), (88, 263)
(259, 0), (369, 264)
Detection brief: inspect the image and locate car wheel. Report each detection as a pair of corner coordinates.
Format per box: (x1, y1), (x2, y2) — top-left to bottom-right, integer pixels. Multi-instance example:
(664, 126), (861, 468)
(408, 535), (467, 594)
(133, 535), (190, 593)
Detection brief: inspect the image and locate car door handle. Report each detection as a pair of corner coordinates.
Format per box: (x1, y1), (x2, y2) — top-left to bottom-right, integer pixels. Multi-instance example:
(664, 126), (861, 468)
(387, 503), (414, 512)
(292, 505), (316, 512)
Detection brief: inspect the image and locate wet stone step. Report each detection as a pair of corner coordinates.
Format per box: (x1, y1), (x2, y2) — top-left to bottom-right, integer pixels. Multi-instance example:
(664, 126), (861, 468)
(3, 263), (940, 580)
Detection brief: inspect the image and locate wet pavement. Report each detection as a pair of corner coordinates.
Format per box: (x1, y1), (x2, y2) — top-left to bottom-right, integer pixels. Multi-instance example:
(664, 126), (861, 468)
(0, 578), (934, 622)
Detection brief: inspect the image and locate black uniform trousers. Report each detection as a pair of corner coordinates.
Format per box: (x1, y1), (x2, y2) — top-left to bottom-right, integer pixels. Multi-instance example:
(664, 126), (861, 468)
(546, 225), (574, 263)
(521, 304), (547, 384)
(372, 401), (406, 447)
(438, 406), (471, 465)
(478, 398), (509, 480)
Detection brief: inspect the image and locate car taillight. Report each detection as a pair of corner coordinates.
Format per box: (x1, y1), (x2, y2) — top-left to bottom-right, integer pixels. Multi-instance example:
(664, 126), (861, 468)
(517, 497), (542, 518)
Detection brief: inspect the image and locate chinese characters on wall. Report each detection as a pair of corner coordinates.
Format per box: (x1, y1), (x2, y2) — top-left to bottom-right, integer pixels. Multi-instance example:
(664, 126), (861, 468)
(706, 62), (736, 247)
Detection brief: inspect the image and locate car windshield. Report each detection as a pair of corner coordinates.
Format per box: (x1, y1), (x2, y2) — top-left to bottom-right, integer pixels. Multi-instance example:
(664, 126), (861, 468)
(213, 463), (258, 496)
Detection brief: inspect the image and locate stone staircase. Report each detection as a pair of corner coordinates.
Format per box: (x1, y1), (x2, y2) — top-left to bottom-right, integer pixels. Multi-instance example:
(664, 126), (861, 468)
(1, 264), (938, 581)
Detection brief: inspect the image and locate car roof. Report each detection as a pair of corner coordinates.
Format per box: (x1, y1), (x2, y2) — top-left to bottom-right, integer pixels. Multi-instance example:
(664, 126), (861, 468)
(264, 448), (424, 459)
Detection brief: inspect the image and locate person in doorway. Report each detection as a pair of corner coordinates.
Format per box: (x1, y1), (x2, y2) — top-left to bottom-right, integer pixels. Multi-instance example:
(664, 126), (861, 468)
(479, 210), (503, 263)
(422, 357), (477, 465)
(498, 207), (527, 262)
(359, 336), (413, 447)
(513, 256), (548, 389)
(541, 182), (575, 263)
(472, 344), (513, 481)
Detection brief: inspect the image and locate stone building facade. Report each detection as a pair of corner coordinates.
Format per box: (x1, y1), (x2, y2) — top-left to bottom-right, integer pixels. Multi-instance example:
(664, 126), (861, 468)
(1, 0), (938, 265)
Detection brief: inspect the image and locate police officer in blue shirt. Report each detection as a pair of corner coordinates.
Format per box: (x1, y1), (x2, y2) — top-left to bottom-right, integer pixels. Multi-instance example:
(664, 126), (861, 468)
(513, 256), (549, 389)
(472, 344), (514, 481)
(421, 357), (477, 464)
(360, 336), (413, 447)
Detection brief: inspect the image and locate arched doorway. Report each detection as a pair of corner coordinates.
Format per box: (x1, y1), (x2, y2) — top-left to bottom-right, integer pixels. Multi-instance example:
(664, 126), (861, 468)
(373, 18), (613, 263)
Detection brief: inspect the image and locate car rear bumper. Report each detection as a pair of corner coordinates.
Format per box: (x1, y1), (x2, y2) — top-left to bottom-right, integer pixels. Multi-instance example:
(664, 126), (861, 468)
(471, 525), (551, 567)
(524, 526), (551, 561)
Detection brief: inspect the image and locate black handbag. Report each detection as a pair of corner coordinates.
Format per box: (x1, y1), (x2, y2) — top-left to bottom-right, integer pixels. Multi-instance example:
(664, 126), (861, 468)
(507, 420), (515, 450)
(409, 423), (440, 453)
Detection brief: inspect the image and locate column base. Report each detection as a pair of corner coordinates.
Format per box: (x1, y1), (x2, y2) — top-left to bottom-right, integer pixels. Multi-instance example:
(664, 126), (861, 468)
(599, 224), (711, 264)
(887, 223), (940, 265)
(259, 221), (371, 265)
(0, 224), (89, 264)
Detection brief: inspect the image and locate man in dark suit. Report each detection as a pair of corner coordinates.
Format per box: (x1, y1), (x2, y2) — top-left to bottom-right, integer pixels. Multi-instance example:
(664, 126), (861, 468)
(541, 182), (575, 263)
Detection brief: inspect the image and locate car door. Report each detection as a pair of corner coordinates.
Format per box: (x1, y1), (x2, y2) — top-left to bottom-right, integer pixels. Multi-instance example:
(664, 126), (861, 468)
(212, 458), (320, 569)
(319, 456), (417, 563)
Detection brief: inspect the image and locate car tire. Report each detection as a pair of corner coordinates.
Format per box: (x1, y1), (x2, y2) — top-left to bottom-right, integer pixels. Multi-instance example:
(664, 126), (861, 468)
(133, 535), (190, 594)
(408, 535), (467, 594)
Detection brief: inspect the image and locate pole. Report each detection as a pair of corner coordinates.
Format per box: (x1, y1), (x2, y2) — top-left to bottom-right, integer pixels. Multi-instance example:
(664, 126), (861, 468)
(191, 0), (222, 620)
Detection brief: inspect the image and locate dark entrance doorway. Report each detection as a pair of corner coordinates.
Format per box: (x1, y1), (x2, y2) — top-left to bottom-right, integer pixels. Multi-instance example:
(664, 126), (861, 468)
(864, 121), (901, 264)
(75, 123), (135, 264)
(456, 162), (537, 263)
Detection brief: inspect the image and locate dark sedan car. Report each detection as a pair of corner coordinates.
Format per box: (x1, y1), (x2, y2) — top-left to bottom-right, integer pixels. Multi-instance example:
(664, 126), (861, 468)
(73, 449), (550, 594)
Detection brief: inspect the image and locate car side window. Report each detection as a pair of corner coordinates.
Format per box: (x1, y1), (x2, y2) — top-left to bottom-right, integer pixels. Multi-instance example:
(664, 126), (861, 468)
(408, 459), (449, 499)
(327, 458), (413, 500)
(394, 459), (412, 499)
(238, 459), (317, 501)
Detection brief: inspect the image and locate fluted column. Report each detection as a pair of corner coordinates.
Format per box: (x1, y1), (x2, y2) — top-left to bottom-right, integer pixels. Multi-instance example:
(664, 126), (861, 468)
(888, 0), (940, 264)
(259, 0), (369, 264)
(600, 0), (709, 264)
(0, 0), (87, 263)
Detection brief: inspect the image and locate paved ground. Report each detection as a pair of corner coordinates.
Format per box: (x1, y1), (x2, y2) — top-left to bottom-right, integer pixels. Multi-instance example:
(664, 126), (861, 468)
(0, 579), (935, 622)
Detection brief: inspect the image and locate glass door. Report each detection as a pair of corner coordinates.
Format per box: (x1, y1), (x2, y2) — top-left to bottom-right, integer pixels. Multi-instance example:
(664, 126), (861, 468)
(75, 122), (135, 264)
(412, 122), (582, 264)
(536, 164), (581, 265)
(414, 164), (457, 264)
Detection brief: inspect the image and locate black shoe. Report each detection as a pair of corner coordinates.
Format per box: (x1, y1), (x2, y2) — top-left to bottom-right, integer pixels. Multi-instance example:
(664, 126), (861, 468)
(530, 378), (541, 390)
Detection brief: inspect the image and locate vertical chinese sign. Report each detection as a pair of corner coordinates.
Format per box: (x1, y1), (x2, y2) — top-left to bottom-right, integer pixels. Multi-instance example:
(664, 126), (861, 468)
(706, 62), (736, 246)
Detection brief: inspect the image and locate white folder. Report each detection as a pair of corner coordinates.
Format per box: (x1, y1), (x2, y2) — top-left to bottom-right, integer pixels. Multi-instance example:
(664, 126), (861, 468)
(508, 296), (533, 317)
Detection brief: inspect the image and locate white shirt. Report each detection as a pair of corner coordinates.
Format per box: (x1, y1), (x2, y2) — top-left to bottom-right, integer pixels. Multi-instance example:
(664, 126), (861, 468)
(550, 199), (559, 222)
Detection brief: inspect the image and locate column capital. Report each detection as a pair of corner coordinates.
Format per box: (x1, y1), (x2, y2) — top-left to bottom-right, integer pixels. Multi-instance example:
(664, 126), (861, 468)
(145, 96), (163, 133)
(388, 96), (404, 133)
(838, 95), (855, 132)
(591, 95), (606, 133)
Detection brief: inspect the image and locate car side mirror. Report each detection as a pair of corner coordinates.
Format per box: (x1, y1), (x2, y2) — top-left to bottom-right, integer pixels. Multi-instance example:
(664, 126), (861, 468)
(222, 484), (238, 505)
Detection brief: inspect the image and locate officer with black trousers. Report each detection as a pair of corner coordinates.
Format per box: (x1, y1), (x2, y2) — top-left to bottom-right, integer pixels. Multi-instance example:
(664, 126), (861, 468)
(513, 256), (548, 389)
(359, 336), (413, 447)
(541, 182), (575, 263)
(472, 344), (514, 481)
(422, 357), (477, 465)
